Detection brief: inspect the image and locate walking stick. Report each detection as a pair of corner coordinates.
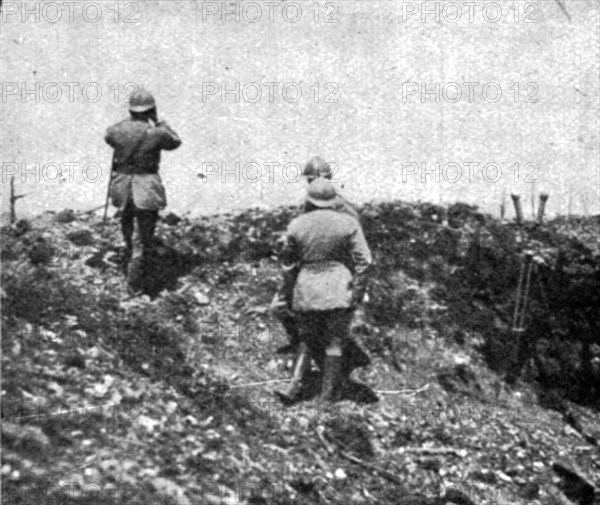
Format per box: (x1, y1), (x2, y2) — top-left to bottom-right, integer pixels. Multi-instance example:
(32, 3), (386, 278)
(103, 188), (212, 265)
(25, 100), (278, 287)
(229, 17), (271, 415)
(103, 155), (114, 224)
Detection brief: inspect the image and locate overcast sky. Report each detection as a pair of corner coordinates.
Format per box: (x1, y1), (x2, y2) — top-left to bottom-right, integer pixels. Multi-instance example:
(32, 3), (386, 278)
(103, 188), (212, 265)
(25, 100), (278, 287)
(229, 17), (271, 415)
(1, 0), (598, 220)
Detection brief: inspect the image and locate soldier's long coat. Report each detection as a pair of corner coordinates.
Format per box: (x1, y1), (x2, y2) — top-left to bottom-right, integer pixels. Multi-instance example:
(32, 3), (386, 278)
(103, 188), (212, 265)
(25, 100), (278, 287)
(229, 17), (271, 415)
(105, 117), (181, 210)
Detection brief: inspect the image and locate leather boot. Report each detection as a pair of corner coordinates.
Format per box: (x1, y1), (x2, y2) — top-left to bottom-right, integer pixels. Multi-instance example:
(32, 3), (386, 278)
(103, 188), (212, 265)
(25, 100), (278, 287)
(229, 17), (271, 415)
(276, 343), (309, 404)
(121, 242), (133, 276)
(319, 354), (343, 403)
(274, 308), (300, 354)
(341, 338), (370, 378)
(126, 251), (145, 294)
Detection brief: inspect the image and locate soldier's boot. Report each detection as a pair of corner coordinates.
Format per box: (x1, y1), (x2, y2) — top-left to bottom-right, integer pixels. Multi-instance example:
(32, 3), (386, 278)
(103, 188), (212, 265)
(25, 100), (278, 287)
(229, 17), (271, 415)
(276, 343), (310, 404)
(341, 339), (370, 379)
(319, 351), (343, 403)
(273, 308), (301, 354)
(120, 205), (135, 275)
(126, 250), (146, 295)
(121, 239), (133, 275)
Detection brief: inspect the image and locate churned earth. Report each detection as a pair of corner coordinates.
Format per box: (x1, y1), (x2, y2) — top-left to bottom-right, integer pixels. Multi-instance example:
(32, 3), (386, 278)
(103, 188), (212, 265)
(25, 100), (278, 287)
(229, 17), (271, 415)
(2, 201), (599, 504)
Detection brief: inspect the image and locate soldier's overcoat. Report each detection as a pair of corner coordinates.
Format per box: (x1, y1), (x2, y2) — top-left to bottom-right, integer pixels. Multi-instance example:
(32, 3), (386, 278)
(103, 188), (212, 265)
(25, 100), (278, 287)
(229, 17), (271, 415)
(105, 118), (181, 210)
(281, 209), (372, 312)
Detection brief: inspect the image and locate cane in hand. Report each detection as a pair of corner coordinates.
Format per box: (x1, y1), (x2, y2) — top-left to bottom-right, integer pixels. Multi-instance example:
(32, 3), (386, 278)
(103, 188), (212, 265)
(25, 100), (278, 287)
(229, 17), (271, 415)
(103, 154), (115, 224)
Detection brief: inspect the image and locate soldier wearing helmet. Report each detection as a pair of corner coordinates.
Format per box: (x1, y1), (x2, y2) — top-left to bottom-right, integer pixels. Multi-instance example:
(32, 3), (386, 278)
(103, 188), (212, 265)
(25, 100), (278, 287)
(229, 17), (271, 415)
(275, 180), (373, 403)
(273, 156), (361, 356)
(301, 156), (359, 218)
(105, 88), (181, 293)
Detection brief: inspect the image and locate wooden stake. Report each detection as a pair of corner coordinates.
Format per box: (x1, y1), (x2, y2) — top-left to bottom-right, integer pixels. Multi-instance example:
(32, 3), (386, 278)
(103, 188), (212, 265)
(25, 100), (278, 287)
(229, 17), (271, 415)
(530, 183), (536, 219)
(537, 193), (549, 224)
(500, 187), (507, 220)
(9, 176), (26, 224)
(510, 194), (524, 225)
(582, 195), (589, 217)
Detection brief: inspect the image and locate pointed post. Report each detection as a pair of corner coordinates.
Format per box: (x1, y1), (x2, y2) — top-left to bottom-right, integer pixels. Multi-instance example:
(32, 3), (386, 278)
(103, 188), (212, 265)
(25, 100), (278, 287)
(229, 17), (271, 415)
(582, 195), (589, 217)
(9, 176), (26, 224)
(537, 193), (549, 224)
(500, 187), (507, 219)
(511, 194), (524, 225)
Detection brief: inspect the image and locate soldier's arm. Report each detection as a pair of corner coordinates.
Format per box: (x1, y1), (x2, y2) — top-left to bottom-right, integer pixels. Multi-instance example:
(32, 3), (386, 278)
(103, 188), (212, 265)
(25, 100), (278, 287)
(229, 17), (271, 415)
(337, 195), (359, 219)
(279, 230), (301, 304)
(104, 126), (116, 147)
(156, 121), (182, 150)
(349, 224), (372, 275)
(349, 223), (372, 306)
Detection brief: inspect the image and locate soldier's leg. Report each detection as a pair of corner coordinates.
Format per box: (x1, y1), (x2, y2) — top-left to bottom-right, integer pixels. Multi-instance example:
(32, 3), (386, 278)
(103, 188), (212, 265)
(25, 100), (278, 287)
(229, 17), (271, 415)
(319, 309), (353, 402)
(126, 207), (157, 294)
(121, 200), (135, 273)
(275, 341), (310, 403)
(137, 208), (158, 252)
(270, 292), (301, 353)
(276, 313), (315, 403)
(137, 208), (159, 286)
(341, 310), (370, 379)
(275, 310), (301, 354)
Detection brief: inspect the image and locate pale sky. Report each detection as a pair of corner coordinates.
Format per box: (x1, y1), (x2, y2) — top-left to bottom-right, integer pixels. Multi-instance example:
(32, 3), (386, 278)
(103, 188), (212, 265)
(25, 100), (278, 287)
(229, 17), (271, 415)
(1, 1), (599, 220)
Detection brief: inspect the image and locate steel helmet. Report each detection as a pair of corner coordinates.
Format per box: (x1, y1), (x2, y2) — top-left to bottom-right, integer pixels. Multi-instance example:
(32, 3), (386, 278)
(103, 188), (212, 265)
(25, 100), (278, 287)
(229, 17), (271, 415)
(302, 156), (333, 179)
(305, 180), (339, 208)
(129, 88), (156, 113)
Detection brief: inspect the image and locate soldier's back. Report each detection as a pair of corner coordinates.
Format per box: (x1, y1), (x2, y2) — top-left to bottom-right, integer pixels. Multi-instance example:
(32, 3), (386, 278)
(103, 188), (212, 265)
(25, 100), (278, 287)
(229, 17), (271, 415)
(289, 210), (359, 263)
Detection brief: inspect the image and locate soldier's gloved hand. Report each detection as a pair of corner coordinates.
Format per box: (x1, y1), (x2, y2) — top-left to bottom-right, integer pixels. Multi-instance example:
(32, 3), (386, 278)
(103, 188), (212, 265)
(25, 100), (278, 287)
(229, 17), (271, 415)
(147, 107), (158, 124)
(155, 118), (171, 129)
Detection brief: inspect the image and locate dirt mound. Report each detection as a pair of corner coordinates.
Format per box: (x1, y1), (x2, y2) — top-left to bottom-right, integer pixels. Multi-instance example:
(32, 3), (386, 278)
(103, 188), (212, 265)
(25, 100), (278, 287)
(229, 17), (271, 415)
(2, 202), (599, 505)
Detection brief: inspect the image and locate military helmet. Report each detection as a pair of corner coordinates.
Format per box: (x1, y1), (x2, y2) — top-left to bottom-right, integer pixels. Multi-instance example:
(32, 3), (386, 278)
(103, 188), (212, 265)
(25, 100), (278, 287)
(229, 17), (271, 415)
(303, 156), (333, 179)
(305, 180), (339, 208)
(129, 88), (156, 113)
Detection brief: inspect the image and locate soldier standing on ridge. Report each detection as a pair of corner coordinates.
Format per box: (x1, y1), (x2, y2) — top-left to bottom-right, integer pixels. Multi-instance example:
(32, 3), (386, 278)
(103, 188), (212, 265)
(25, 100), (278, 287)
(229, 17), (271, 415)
(275, 180), (373, 403)
(300, 156), (359, 218)
(273, 156), (360, 354)
(105, 88), (181, 294)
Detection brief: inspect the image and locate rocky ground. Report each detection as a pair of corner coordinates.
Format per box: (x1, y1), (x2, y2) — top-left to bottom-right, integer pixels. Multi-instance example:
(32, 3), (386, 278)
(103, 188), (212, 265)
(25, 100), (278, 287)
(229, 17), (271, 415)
(2, 201), (599, 505)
